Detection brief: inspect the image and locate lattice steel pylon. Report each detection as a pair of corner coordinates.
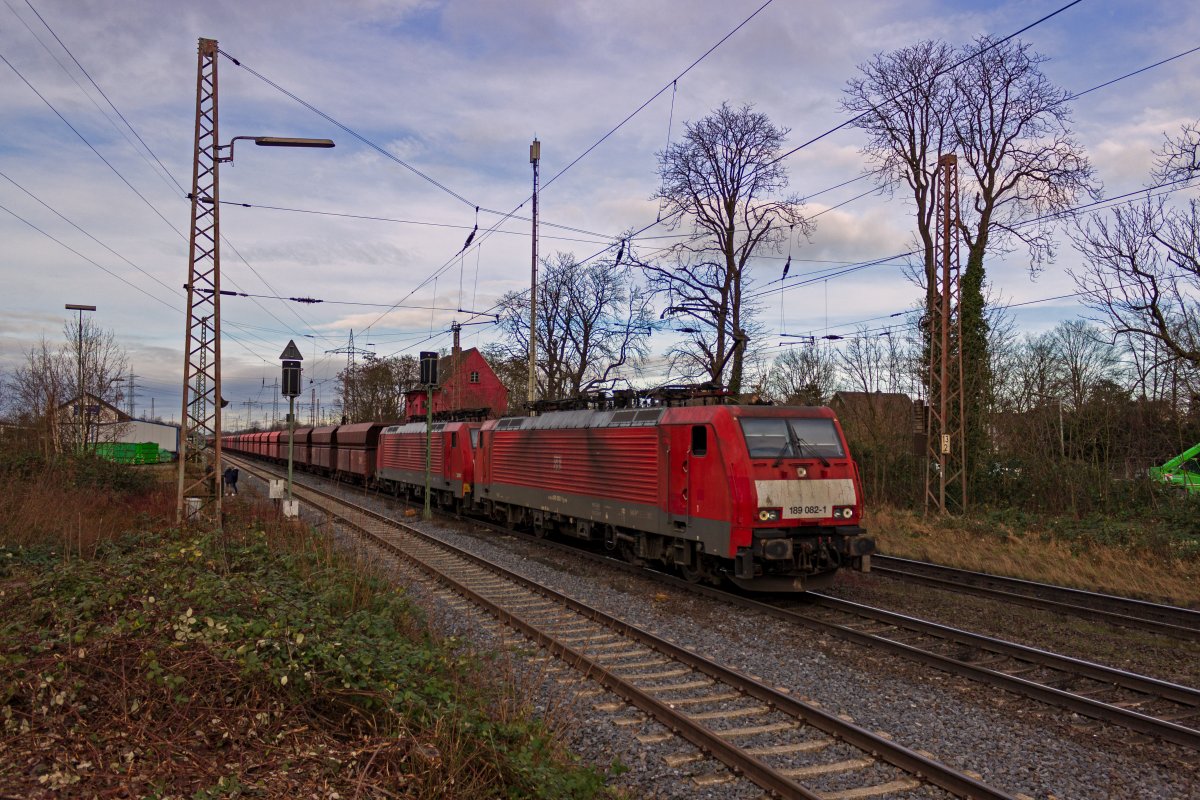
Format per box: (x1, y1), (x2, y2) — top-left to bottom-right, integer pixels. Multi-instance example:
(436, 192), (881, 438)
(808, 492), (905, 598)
(176, 38), (223, 525)
(325, 329), (373, 422)
(925, 153), (967, 514)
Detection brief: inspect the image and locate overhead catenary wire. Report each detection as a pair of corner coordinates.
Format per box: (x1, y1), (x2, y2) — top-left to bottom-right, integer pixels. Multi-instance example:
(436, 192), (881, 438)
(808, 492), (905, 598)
(766, 0), (1088, 168)
(303, 1), (779, 343)
(0, 43), (335, 348)
(15, 0), (188, 195)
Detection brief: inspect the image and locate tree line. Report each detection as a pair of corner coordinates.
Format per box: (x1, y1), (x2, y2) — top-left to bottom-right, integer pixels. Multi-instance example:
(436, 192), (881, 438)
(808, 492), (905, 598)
(5, 32), (1196, 517)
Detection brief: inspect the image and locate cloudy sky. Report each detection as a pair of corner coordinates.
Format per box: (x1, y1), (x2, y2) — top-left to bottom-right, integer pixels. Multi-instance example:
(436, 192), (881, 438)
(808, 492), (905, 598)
(2, 0), (1197, 426)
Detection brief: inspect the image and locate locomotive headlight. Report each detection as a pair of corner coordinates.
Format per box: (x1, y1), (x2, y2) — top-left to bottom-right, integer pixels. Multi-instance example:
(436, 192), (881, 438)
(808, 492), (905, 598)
(757, 508), (781, 522)
(795, 466), (808, 478)
(833, 506), (855, 519)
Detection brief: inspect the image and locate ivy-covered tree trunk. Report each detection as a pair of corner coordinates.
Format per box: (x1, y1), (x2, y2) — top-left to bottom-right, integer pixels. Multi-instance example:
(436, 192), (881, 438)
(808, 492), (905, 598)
(960, 246), (992, 496)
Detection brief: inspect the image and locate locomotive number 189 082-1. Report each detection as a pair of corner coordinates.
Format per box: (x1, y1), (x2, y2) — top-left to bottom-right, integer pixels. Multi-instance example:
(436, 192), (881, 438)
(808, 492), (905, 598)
(790, 504), (829, 517)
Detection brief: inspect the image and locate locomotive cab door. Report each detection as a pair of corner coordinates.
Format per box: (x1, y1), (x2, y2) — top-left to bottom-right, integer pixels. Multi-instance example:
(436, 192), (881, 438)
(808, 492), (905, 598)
(666, 424), (708, 536)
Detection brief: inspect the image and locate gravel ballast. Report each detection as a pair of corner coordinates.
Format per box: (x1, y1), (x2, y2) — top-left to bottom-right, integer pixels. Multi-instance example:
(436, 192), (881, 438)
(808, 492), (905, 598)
(241, 469), (1200, 799)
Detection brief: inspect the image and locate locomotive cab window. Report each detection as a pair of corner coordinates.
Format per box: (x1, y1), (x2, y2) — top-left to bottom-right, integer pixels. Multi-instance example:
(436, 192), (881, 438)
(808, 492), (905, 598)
(740, 418), (845, 460)
(470, 429), (480, 448)
(691, 425), (708, 456)
(451, 432), (457, 447)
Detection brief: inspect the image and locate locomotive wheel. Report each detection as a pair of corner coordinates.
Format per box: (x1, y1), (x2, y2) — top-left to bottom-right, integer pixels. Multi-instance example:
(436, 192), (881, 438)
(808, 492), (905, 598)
(619, 542), (643, 566)
(678, 563), (705, 584)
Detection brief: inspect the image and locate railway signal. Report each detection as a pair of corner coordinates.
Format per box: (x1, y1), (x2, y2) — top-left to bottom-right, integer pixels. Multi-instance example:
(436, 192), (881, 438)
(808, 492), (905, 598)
(280, 339), (303, 517)
(420, 350), (439, 520)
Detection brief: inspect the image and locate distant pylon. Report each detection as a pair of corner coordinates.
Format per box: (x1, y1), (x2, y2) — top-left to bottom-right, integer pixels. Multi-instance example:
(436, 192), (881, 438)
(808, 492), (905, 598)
(325, 329), (374, 422)
(925, 153), (967, 514)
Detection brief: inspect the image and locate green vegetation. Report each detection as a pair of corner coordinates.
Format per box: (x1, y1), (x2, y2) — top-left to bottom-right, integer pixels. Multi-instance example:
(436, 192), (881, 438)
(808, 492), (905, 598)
(0, 457), (613, 798)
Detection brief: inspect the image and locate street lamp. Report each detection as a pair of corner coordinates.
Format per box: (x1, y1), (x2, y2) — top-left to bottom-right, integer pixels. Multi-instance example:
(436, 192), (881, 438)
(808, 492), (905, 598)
(65, 303), (96, 452)
(217, 136), (334, 163)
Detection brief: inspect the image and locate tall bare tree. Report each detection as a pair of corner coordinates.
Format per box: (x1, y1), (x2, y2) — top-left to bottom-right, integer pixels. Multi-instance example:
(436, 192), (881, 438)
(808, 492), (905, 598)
(846, 37), (1096, 491)
(640, 102), (811, 394)
(1072, 122), (1200, 372)
(495, 251), (653, 401)
(9, 320), (128, 455)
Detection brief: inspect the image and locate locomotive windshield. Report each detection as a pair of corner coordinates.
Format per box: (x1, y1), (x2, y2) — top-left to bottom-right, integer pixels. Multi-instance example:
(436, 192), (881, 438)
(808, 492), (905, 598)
(740, 417), (845, 460)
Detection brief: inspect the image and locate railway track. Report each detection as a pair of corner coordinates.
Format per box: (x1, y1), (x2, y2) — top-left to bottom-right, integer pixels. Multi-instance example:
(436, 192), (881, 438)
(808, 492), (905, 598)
(229, 457), (1200, 752)
(228, 456), (1012, 800)
(870, 555), (1200, 641)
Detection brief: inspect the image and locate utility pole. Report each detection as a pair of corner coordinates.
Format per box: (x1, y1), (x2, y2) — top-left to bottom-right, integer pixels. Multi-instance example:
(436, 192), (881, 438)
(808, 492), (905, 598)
(176, 36), (223, 525)
(924, 154), (967, 515)
(528, 138), (540, 406)
(65, 304), (96, 453)
(174, 36), (332, 525)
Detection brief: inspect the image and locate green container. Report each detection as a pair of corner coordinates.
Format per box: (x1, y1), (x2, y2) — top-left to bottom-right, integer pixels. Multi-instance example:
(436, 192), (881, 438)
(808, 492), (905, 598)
(93, 442), (167, 465)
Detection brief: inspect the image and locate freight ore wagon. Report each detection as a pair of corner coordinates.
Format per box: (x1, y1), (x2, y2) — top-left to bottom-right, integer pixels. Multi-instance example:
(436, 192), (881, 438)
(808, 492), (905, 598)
(475, 404), (873, 591)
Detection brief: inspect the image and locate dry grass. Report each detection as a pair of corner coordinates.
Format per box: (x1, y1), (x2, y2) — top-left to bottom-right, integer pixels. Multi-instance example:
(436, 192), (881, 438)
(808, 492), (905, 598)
(0, 464), (175, 558)
(0, 461), (612, 799)
(866, 505), (1200, 606)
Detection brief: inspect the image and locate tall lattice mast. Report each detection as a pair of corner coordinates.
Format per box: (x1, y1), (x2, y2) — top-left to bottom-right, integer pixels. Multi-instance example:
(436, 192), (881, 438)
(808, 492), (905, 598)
(925, 153), (967, 514)
(176, 38), (223, 524)
(325, 329), (373, 422)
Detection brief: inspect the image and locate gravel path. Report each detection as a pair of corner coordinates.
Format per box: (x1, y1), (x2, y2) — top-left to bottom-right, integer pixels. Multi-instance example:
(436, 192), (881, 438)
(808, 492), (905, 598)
(240, 471), (1200, 799)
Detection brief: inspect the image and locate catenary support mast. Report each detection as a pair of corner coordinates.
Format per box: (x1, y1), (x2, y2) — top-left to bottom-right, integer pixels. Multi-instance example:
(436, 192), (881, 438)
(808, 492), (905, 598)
(924, 153), (967, 514)
(176, 38), (223, 525)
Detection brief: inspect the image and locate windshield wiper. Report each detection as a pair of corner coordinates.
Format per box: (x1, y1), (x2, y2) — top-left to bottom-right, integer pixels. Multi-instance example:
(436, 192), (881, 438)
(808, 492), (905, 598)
(786, 422), (830, 468)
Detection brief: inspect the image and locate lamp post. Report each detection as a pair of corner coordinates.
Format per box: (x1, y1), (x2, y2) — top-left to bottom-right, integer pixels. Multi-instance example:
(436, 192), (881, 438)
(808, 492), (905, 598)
(65, 303), (96, 452)
(174, 37), (336, 527)
(280, 340), (303, 517)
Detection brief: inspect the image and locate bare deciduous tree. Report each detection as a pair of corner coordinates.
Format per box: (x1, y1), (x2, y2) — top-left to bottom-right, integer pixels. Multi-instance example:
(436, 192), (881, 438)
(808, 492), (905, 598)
(337, 355), (418, 422)
(496, 251), (652, 401)
(640, 102), (811, 394)
(9, 319), (128, 455)
(1152, 121), (1200, 185)
(846, 36), (1096, 491)
(762, 346), (838, 405)
(1073, 123), (1200, 372)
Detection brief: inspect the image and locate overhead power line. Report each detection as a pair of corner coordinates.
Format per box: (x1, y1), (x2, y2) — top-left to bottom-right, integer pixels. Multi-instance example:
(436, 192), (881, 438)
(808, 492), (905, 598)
(768, 0), (1088, 167)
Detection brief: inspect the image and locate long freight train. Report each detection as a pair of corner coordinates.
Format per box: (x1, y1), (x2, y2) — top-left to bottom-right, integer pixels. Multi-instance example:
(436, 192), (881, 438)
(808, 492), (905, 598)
(224, 404), (874, 591)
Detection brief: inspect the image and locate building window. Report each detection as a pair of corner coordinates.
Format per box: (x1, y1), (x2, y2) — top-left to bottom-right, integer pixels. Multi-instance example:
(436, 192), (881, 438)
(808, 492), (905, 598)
(469, 371), (480, 384)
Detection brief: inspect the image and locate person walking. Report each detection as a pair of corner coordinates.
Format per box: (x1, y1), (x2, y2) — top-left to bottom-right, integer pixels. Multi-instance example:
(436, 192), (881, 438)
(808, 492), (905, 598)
(223, 466), (239, 496)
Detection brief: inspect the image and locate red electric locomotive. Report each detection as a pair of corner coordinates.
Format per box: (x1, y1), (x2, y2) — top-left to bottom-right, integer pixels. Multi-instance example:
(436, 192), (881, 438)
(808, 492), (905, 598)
(377, 421), (479, 508)
(475, 404), (872, 591)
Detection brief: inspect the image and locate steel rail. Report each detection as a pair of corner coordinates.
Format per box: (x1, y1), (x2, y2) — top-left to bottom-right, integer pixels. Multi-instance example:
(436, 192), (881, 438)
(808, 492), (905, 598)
(870, 555), (1200, 641)
(228, 453), (1200, 749)
(228, 455), (1015, 800)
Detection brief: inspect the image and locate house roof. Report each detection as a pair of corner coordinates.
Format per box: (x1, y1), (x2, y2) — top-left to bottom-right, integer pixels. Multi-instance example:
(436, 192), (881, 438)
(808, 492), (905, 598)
(57, 392), (132, 422)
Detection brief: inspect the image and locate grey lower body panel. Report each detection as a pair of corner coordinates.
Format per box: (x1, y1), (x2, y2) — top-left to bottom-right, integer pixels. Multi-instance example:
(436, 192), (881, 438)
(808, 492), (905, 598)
(483, 482), (733, 555)
(378, 466), (465, 499)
